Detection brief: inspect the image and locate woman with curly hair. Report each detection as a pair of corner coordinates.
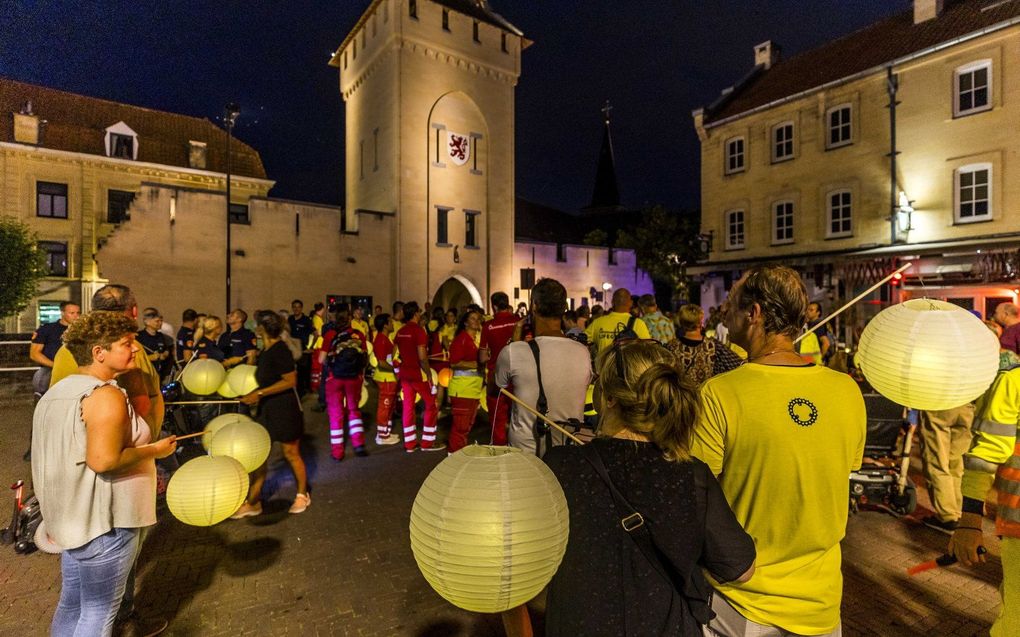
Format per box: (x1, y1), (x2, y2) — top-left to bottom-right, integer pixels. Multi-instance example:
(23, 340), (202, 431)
(33, 311), (177, 636)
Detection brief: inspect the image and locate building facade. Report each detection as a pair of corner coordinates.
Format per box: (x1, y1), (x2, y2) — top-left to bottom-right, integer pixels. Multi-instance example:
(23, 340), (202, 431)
(693, 0), (1020, 334)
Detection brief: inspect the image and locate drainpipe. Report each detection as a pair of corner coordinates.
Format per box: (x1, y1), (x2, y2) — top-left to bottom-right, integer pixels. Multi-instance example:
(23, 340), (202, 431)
(886, 67), (899, 246)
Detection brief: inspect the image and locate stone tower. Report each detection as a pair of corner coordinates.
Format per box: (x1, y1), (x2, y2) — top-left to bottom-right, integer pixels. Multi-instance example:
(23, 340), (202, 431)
(331, 0), (527, 310)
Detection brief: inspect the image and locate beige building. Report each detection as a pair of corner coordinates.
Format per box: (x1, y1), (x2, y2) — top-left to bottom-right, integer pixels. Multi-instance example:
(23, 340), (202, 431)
(693, 0), (1020, 331)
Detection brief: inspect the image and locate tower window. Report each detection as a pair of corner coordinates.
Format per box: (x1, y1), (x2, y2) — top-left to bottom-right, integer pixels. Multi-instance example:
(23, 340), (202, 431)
(442, 9), (450, 31)
(373, 127), (379, 172)
(501, 33), (508, 53)
(473, 21), (480, 42)
(229, 203), (250, 225)
(556, 243), (567, 262)
(409, 0), (417, 19)
(436, 207), (450, 245)
(465, 211), (480, 248)
(360, 139), (365, 180)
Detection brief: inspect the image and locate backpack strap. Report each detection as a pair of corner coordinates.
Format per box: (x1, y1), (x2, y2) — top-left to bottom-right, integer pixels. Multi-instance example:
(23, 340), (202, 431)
(527, 340), (553, 454)
(627, 315), (636, 331)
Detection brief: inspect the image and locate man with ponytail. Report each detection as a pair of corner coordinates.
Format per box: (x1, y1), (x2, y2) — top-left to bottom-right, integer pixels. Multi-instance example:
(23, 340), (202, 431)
(693, 264), (866, 637)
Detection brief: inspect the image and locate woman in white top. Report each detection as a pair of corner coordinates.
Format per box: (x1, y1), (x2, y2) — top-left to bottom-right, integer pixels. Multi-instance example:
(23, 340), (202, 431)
(32, 311), (176, 637)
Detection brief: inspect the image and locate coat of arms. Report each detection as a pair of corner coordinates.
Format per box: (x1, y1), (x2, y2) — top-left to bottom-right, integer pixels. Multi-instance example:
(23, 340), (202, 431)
(447, 131), (470, 166)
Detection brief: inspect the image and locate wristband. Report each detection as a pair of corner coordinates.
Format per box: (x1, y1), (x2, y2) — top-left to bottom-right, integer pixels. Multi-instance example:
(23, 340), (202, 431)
(962, 496), (985, 515)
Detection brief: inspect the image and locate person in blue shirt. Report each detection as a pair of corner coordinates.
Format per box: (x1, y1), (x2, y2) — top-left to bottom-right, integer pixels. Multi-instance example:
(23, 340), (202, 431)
(218, 309), (257, 369)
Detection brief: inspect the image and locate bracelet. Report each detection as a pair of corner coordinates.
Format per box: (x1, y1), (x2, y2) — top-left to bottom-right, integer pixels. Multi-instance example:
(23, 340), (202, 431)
(957, 526), (983, 531)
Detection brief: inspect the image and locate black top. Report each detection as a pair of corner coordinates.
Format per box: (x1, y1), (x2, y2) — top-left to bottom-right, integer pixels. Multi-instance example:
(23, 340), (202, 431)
(137, 329), (173, 378)
(218, 327), (257, 359)
(32, 321), (67, 361)
(176, 326), (195, 354)
(194, 337), (225, 362)
(288, 314), (314, 349)
(255, 340), (303, 442)
(543, 438), (755, 637)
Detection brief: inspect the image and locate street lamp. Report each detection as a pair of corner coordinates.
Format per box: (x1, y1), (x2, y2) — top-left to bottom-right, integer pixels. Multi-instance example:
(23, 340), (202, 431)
(224, 102), (240, 315)
(896, 191), (914, 234)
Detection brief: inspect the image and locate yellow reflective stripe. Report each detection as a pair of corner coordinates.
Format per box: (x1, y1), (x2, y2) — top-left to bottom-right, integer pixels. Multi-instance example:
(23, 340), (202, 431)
(973, 418), (1017, 437)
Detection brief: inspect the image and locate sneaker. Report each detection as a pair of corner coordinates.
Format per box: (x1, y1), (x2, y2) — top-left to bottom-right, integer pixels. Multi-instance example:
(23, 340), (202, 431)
(921, 515), (959, 532)
(114, 611), (168, 637)
(354, 445), (369, 457)
(405, 446), (418, 454)
(230, 501), (262, 519)
(421, 443), (447, 452)
(375, 433), (401, 446)
(289, 493), (311, 514)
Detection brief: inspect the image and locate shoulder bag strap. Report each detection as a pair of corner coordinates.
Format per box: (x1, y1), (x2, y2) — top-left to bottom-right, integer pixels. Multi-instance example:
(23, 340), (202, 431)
(527, 340), (553, 454)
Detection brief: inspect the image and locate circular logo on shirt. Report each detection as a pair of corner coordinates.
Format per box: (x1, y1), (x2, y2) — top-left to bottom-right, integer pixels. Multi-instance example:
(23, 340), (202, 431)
(788, 398), (818, 427)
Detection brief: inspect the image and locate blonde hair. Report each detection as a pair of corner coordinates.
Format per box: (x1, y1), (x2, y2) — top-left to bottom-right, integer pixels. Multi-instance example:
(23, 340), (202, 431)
(63, 311), (138, 366)
(193, 315), (224, 343)
(675, 304), (704, 333)
(595, 341), (699, 461)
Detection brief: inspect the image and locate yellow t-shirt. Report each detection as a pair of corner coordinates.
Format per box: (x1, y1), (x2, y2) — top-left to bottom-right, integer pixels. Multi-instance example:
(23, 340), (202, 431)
(692, 363), (865, 634)
(312, 314), (325, 350)
(351, 318), (369, 338)
(583, 311), (651, 352)
(50, 345), (165, 435)
(390, 320), (404, 342)
(439, 323), (456, 350)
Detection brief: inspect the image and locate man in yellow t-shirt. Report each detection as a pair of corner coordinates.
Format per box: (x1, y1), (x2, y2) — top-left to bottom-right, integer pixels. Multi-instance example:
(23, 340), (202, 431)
(583, 288), (651, 352)
(694, 265), (865, 637)
(50, 284), (164, 437)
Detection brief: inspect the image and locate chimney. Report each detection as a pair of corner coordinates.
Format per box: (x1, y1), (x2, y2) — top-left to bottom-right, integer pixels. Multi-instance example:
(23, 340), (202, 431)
(914, 0), (944, 24)
(754, 40), (781, 70)
(13, 101), (40, 145)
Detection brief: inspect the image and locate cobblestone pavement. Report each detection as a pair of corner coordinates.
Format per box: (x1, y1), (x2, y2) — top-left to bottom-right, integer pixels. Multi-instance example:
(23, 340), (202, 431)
(0, 390), (1004, 636)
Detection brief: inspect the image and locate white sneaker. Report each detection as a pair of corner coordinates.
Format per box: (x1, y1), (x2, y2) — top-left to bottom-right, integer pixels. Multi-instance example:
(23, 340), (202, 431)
(375, 433), (401, 445)
(230, 501), (262, 519)
(289, 493), (311, 514)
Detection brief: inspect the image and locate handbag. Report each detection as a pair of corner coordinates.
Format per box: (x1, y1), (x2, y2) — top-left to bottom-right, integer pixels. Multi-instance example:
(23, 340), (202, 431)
(581, 443), (715, 633)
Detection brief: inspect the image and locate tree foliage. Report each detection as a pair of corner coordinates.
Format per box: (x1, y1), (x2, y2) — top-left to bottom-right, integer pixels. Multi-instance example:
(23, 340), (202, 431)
(615, 205), (704, 304)
(0, 216), (48, 319)
(582, 228), (609, 247)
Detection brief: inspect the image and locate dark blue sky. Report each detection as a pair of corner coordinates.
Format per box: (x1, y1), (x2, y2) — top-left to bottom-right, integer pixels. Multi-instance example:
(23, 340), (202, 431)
(1, 1), (906, 211)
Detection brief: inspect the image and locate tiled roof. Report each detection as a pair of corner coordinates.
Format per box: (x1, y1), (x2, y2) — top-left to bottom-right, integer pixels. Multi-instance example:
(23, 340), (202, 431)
(514, 197), (638, 246)
(0, 77), (267, 179)
(704, 0), (1020, 125)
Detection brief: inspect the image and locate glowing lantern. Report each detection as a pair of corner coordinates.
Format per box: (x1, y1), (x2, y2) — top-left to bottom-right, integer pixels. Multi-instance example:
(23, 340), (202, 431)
(857, 299), (999, 410)
(203, 413), (256, 450)
(227, 364), (259, 396)
(216, 378), (239, 398)
(166, 456), (248, 527)
(207, 420), (271, 473)
(181, 359), (226, 396)
(409, 446), (569, 613)
(438, 368), (453, 388)
(359, 384), (369, 408)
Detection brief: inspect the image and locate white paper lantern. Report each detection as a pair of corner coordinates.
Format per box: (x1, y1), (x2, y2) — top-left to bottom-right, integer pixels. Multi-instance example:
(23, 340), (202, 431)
(203, 412), (257, 450)
(208, 420), (271, 473)
(409, 445), (569, 613)
(216, 378), (239, 398)
(181, 359), (226, 396)
(227, 364), (259, 396)
(857, 298), (999, 410)
(166, 456), (248, 527)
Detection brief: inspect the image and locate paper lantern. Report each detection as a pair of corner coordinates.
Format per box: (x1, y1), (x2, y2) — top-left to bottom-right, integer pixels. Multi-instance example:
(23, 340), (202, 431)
(359, 384), (369, 408)
(857, 299), (999, 410)
(216, 378), (239, 398)
(166, 456), (248, 527)
(203, 412), (257, 450)
(207, 420), (271, 473)
(181, 359), (226, 396)
(227, 364), (259, 396)
(409, 445), (569, 613)
(438, 368), (453, 388)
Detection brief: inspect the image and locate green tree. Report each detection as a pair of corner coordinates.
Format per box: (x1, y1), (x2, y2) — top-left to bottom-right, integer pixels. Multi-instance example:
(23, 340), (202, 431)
(615, 205), (704, 306)
(0, 216), (48, 319)
(582, 228), (609, 246)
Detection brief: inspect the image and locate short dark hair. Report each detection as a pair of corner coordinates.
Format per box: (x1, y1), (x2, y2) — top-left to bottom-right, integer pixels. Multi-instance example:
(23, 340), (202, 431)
(373, 313), (391, 332)
(233, 309), (248, 323)
(256, 310), (284, 338)
(563, 310), (578, 323)
(142, 307), (161, 320)
(91, 284), (135, 312)
(313, 302), (324, 312)
(638, 294), (657, 309)
(808, 301), (823, 314)
(531, 278), (567, 319)
(731, 265), (807, 338)
(59, 301), (79, 312)
(291, 299), (303, 307)
(403, 301), (421, 320)
(392, 300), (404, 312)
(182, 309), (198, 322)
(491, 292), (510, 311)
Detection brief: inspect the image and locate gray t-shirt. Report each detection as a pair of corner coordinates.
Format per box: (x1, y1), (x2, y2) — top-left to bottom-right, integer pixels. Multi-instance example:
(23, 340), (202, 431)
(495, 336), (592, 455)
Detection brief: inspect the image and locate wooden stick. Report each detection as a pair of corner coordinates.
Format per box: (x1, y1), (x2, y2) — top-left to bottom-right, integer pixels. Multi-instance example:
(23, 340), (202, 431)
(172, 431), (206, 441)
(794, 262), (913, 345)
(499, 388), (584, 445)
(173, 351), (199, 382)
(165, 400), (241, 405)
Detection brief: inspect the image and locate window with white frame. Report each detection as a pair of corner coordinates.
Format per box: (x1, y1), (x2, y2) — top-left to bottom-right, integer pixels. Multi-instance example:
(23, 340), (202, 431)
(725, 137), (745, 174)
(725, 210), (745, 250)
(826, 104), (852, 148)
(827, 190), (852, 237)
(772, 200), (794, 244)
(772, 122), (794, 162)
(955, 163), (992, 223)
(955, 60), (991, 117)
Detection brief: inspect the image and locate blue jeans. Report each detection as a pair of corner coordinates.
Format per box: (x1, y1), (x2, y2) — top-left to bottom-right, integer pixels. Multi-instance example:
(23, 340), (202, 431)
(51, 527), (139, 637)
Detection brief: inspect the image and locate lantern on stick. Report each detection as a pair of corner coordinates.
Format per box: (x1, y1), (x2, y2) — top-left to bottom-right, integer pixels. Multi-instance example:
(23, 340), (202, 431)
(181, 359), (226, 396)
(217, 378), (239, 398)
(359, 384), (369, 408)
(409, 445), (569, 613)
(857, 299), (999, 410)
(166, 456), (248, 526)
(207, 420), (271, 473)
(203, 413), (257, 450)
(227, 364), (259, 396)
(438, 368), (453, 388)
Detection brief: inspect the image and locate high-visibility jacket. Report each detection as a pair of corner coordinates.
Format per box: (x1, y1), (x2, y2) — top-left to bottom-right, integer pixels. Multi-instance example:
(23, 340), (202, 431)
(962, 366), (1020, 538)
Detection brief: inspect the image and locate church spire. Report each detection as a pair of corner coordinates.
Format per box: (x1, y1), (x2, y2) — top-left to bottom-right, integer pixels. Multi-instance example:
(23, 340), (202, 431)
(588, 100), (621, 209)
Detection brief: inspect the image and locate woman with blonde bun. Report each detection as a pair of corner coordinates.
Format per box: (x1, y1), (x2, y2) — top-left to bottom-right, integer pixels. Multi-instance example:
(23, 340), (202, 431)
(542, 340), (756, 636)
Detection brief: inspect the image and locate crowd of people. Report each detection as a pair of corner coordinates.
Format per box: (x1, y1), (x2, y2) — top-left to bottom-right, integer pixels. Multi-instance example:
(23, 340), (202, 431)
(24, 263), (1020, 636)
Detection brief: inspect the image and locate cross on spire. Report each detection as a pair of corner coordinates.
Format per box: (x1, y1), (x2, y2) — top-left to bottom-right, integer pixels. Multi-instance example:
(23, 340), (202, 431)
(601, 99), (613, 124)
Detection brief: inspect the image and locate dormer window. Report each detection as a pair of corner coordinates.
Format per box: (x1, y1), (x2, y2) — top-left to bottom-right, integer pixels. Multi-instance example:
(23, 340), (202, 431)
(104, 122), (138, 160)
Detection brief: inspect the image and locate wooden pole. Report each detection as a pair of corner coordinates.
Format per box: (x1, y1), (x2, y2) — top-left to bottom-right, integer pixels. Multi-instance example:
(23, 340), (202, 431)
(794, 262), (913, 345)
(499, 388), (584, 445)
(165, 400), (241, 405)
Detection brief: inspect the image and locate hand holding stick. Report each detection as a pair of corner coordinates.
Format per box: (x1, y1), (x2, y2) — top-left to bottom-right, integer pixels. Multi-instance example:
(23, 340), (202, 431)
(499, 388), (584, 445)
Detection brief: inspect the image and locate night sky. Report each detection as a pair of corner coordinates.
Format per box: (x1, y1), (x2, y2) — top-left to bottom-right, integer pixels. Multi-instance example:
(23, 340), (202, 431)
(1, 1), (906, 212)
